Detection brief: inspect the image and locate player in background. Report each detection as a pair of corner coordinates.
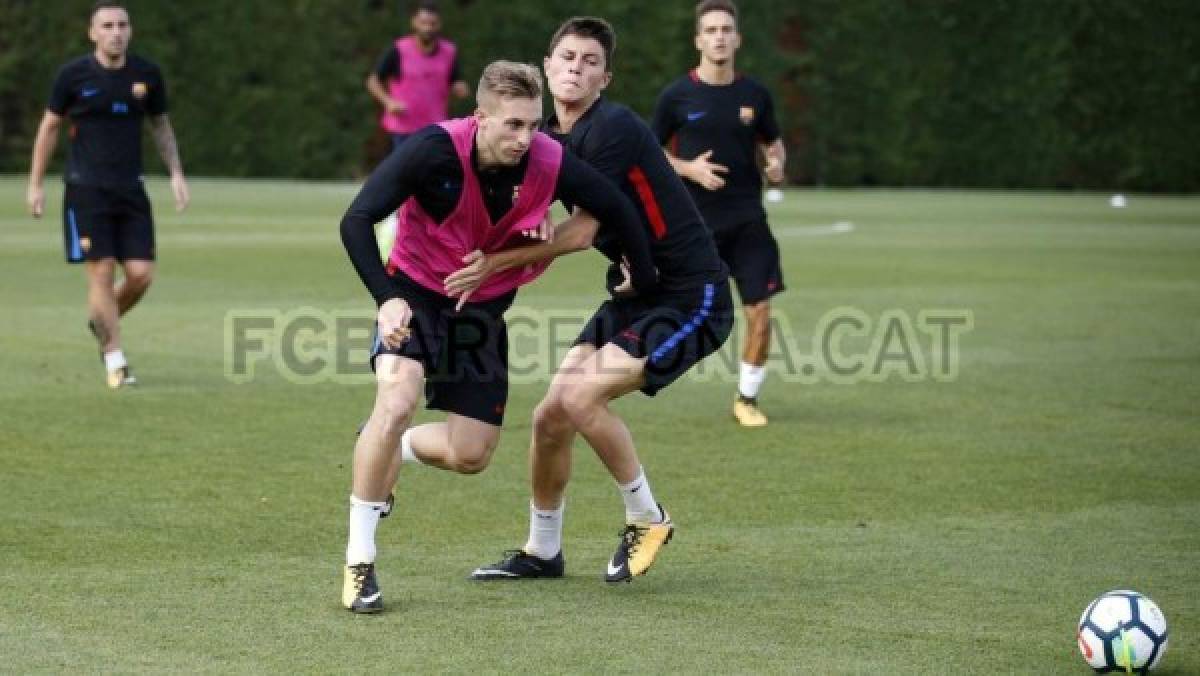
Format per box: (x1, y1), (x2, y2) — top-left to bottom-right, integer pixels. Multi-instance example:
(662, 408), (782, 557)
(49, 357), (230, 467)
(450, 17), (733, 584)
(366, 1), (472, 260)
(366, 0), (470, 151)
(653, 0), (787, 427)
(338, 60), (656, 613)
(26, 0), (189, 389)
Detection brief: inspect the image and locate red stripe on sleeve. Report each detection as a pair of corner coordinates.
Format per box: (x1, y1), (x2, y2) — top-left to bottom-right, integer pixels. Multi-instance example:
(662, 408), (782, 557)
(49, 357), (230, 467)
(627, 165), (667, 240)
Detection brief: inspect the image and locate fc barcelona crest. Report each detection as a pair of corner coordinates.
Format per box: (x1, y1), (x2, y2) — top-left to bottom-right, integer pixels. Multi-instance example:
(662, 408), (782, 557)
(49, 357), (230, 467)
(739, 106), (755, 125)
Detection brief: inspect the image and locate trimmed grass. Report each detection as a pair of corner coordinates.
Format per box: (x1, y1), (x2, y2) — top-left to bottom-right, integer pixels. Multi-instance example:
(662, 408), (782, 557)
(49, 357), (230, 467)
(1, 177), (1197, 673)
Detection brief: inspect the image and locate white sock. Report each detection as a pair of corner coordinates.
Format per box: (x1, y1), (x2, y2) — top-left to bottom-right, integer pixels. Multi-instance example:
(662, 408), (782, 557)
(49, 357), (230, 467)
(345, 495), (387, 564)
(738, 361), (766, 399)
(399, 428), (424, 466)
(523, 501), (564, 559)
(103, 350), (127, 372)
(618, 468), (662, 524)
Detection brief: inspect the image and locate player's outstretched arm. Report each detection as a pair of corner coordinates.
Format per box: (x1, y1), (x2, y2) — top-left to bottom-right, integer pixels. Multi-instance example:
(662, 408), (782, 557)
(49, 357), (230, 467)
(444, 211), (600, 307)
(150, 114), (189, 211)
(27, 111), (62, 218)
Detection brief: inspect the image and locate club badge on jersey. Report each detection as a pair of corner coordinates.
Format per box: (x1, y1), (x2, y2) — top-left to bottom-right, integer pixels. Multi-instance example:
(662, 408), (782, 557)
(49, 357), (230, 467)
(739, 106), (755, 125)
(132, 82), (148, 99)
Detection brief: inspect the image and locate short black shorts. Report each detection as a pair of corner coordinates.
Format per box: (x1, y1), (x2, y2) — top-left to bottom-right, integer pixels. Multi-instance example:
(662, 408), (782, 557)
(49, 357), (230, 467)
(576, 280), (734, 396)
(62, 184), (155, 264)
(370, 270), (515, 426)
(713, 218), (784, 305)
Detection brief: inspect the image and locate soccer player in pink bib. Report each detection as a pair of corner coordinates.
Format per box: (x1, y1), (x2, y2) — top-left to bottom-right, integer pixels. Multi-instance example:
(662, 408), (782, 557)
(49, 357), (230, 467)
(338, 60), (656, 613)
(365, 0), (470, 150)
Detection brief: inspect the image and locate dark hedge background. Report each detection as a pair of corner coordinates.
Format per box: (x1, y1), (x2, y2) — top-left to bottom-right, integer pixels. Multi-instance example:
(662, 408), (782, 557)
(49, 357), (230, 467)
(2, 0), (1196, 189)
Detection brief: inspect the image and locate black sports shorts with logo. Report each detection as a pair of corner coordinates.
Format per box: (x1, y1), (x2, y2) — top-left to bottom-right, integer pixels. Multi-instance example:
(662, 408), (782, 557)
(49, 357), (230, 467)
(370, 269), (515, 426)
(714, 218), (785, 305)
(62, 184), (155, 263)
(576, 279), (734, 396)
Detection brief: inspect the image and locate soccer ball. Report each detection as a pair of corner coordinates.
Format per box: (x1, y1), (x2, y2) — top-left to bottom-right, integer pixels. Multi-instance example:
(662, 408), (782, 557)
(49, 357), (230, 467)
(1077, 590), (1168, 673)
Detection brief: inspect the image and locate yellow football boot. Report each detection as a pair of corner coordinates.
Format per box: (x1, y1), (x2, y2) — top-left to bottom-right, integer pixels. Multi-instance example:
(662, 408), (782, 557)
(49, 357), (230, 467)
(605, 505), (674, 583)
(732, 396), (768, 427)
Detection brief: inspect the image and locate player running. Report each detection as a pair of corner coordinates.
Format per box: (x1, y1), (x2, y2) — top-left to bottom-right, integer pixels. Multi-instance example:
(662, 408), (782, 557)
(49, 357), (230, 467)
(653, 0), (788, 427)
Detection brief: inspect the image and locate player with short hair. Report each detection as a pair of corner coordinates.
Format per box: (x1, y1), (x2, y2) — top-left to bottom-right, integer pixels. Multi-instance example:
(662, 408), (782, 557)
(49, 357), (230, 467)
(338, 60), (656, 613)
(653, 0), (788, 427)
(26, 0), (190, 389)
(366, 0), (470, 150)
(451, 17), (733, 584)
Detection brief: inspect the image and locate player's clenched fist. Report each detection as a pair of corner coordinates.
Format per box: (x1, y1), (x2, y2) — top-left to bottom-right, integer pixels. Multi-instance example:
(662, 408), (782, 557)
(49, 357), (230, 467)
(377, 297), (413, 348)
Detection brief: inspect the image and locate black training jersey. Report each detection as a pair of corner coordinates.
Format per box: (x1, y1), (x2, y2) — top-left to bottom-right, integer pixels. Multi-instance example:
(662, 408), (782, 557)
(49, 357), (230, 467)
(546, 97), (726, 293)
(47, 54), (167, 189)
(652, 72), (780, 230)
(340, 124), (655, 305)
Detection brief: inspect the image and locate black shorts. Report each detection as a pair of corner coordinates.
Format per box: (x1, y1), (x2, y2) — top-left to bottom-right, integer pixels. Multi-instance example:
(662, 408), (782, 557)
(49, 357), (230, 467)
(576, 280), (734, 396)
(62, 184), (155, 264)
(713, 218), (785, 305)
(369, 270), (515, 426)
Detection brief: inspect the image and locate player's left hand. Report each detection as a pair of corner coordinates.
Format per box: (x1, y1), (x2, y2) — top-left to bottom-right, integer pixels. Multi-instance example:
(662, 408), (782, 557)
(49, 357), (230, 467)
(171, 174), (190, 212)
(445, 249), (491, 311)
(763, 156), (785, 185)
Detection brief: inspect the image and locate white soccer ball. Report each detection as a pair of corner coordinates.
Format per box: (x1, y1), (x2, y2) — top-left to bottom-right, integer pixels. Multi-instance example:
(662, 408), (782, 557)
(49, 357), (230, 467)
(1077, 590), (1168, 673)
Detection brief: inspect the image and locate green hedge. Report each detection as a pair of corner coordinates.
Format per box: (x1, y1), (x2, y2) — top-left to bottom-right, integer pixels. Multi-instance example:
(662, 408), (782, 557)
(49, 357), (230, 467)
(2, 0), (1195, 190)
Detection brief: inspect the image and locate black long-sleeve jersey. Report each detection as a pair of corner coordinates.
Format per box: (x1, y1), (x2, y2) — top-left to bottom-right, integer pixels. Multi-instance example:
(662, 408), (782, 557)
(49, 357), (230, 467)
(340, 124), (656, 306)
(546, 97), (727, 293)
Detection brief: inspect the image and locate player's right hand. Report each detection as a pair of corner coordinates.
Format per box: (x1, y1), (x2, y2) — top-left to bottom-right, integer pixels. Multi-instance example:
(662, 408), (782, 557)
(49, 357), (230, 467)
(27, 183), (44, 218)
(386, 98), (407, 115)
(377, 298), (413, 349)
(689, 150), (729, 191)
(445, 250), (492, 312)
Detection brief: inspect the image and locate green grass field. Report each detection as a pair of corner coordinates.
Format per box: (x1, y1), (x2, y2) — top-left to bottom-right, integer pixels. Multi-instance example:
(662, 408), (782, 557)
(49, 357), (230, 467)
(1, 177), (1197, 673)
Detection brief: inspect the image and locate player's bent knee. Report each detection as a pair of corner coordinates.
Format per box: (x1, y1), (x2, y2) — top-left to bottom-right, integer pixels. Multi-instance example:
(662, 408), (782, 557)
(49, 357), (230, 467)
(559, 386), (602, 429)
(375, 390), (419, 428)
(533, 397), (574, 437)
(448, 437), (498, 475)
(126, 272), (154, 293)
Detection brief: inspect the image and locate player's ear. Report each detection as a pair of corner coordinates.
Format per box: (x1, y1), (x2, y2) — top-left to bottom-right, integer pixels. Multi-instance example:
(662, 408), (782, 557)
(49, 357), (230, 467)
(599, 72), (612, 91)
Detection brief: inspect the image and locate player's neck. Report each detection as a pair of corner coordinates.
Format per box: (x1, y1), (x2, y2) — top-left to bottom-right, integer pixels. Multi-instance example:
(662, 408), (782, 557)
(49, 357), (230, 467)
(415, 35), (437, 53)
(551, 94), (600, 134)
(473, 132), (504, 170)
(696, 60), (735, 85)
(94, 49), (127, 70)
